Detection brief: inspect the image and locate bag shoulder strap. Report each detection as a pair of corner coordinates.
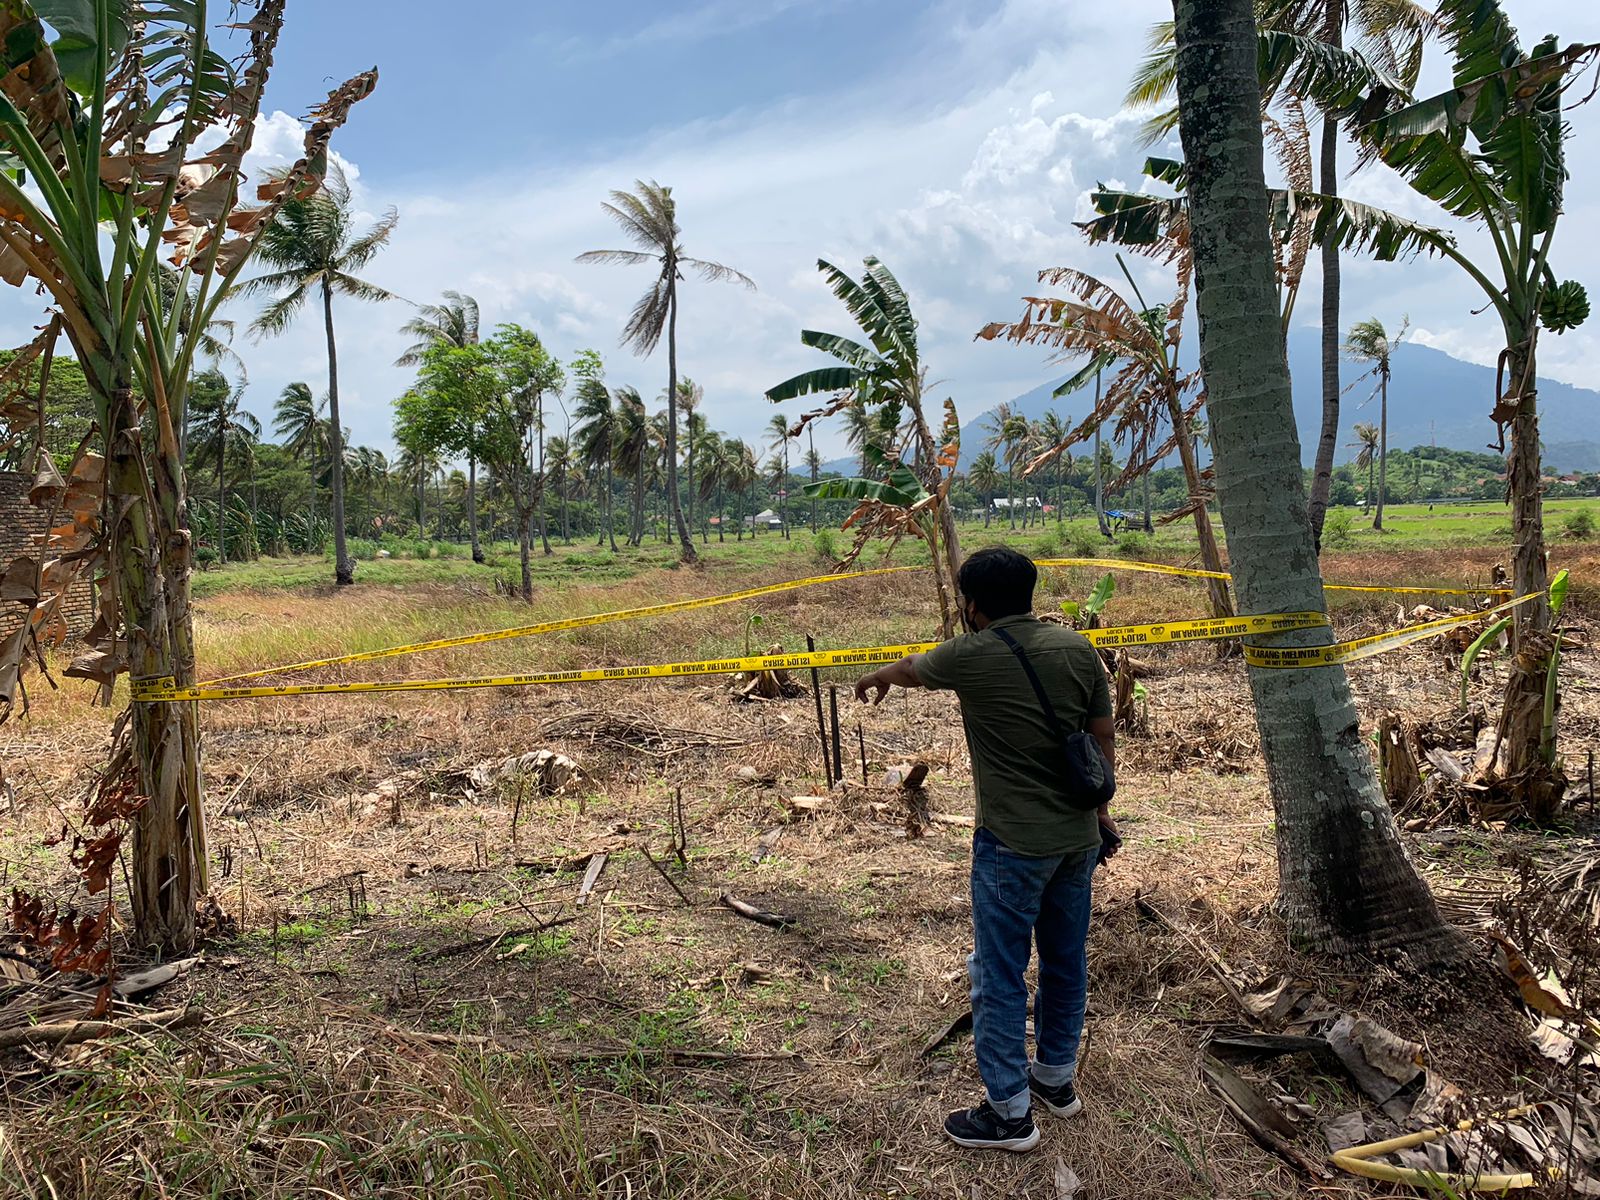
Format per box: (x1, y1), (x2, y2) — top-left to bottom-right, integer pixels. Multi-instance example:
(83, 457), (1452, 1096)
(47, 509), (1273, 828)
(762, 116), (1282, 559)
(991, 626), (1068, 740)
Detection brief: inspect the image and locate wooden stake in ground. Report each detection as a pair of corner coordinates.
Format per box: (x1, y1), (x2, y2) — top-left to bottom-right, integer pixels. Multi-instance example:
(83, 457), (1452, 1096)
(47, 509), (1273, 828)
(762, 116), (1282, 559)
(807, 634), (832, 782)
(828, 686), (844, 785)
(857, 723), (869, 787)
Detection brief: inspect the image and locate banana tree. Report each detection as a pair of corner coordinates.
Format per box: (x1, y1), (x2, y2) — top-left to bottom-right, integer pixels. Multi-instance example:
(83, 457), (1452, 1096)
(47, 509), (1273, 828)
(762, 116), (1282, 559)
(766, 257), (963, 635)
(1287, 0), (1598, 810)
(0, 0), (375, 953)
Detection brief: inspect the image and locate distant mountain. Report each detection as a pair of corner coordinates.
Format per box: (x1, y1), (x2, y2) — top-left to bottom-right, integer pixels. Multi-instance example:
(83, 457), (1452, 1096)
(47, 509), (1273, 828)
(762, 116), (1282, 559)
(820, 332), (1599, 476)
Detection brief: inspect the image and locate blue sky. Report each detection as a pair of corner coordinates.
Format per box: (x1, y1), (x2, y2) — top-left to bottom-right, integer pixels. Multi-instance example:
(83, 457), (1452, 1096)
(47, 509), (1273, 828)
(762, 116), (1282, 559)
(5, 0), (1597, 461)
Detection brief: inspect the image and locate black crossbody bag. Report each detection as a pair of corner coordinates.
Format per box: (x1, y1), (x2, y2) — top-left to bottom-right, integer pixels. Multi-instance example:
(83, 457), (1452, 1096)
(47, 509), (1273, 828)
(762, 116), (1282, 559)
(991, 627), (1115, 812)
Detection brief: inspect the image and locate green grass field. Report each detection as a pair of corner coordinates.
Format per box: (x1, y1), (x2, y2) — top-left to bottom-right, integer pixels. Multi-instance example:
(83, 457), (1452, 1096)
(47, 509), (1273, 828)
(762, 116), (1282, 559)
(194, 496), (1600, 598)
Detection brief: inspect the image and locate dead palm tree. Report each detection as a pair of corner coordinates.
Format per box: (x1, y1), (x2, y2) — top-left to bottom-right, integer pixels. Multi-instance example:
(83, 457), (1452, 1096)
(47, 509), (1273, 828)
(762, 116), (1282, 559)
(576, 181), (754, 563)
(242, 163), (398, 585)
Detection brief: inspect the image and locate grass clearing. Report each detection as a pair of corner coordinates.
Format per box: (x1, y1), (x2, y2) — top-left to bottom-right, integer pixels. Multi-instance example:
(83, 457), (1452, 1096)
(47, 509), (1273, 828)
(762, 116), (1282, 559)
(1, 518), (1597, 1198)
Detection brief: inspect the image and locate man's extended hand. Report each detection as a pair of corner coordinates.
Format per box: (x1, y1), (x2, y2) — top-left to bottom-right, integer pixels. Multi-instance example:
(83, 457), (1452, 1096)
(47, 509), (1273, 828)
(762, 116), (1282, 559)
(854, 670), (890, 705)
(853, 654), (924, 705)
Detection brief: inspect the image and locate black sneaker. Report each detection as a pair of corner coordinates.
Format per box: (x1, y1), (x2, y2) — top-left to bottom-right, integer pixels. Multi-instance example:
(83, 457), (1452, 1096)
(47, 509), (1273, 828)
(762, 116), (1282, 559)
(1028, 1075), (1082, 1118)
(942, 1100), (1040, 1152)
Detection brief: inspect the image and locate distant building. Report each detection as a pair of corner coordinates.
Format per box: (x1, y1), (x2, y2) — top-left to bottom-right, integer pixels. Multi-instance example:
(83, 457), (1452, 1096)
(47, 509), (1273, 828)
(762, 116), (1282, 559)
(745, 508), (785, 529)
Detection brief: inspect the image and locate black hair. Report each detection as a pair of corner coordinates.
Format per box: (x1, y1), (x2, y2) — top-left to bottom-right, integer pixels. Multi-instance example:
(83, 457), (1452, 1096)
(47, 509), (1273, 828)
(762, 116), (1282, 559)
(956, 546), (1036, 620)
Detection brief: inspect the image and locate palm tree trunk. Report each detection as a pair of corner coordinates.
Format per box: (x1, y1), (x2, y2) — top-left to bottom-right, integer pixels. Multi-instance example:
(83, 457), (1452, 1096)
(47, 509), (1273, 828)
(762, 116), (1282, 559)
(537, 398), (552, 556)
(321, 279), (353, 586)
(467, 453), (483, 563)
(606, 459), (618, 552)
(217, 439), (227, 565)
(1175, 0), (1463, 962)
(1307, 77), (1344, 549)
(664, 284), (697, 563)
(1006, 463), (1016, 530)
(781, 445), (790, 538)
(518, 503), (533, 603)
(1373, 371), (1387, 530)
(808, 428), (819, 533)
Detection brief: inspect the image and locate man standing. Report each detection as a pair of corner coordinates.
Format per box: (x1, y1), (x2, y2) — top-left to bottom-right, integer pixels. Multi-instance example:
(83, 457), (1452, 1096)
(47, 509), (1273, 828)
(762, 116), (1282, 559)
(854, 546), (1116, 1152)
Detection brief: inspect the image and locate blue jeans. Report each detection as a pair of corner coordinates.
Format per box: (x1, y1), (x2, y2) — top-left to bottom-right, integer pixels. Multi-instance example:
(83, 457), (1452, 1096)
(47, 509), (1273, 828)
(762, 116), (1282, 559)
(968, 826), (1095, 1119)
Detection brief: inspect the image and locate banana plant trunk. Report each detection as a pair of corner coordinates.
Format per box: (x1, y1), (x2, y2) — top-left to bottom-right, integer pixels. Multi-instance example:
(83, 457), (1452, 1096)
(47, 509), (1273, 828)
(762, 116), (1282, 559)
(321, 280), (353, 586)
(108, 384), (204, 955)
(1175, 0), (1465, 963)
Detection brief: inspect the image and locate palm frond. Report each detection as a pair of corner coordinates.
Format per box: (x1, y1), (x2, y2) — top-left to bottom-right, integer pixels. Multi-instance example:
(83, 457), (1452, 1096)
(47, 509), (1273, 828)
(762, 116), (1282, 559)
(682, 257), (755, 288)
(798, 330), (884, 373)
(330, 272), (397, 304)
(248, 282), (314, 339)
(765, 366), (861, 403)
(575, 249), (657, 266)
(620, 274), (671, 355)
(339, 207), (399, 272)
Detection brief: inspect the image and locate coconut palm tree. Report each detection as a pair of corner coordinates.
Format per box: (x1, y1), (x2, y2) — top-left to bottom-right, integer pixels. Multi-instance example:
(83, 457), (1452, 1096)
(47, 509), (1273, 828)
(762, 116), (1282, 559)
(1037, 411), (1070, 522)
(969, 451), (1002, 527)
(1171, 0), (1462, 961)
(677, 377), (704, 539)
(1126, 0), (1435, 548)
(725, 438), (757, 540)
(1349, 422), (1380, 514)
(983, 404), (1030, 530)
(189, 380), (261, 564)
(1344, 317), (1405, 530)
(612, 386), (650, 546)
(273, 382), (327, 491)
(576, 181), (754, 563)
(243, 163), (398, 586)
(841, 400), (874, 475)
(697, 430), (728, 541)
(804, 436), (821, 532)
(396, 291), (488, 561)
(546, 435), (578, 543)
(574, 375), (620, 553)
(767, 413), (793, 539)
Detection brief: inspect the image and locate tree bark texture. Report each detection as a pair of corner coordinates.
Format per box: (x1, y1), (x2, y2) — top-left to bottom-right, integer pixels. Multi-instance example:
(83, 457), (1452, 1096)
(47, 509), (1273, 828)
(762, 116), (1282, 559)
(1306, 9), (1344, 551)
(1505, 343), (1549, 635)
(1174, 0), (1463, 963)
(321, 280), (353, 586)
(1373, 371), (1386, 530)
(108, 385), (203, 955)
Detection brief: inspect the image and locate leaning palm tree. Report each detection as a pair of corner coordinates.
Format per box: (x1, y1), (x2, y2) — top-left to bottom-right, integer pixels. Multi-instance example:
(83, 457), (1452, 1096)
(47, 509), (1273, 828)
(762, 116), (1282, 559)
(396, 290), (487, 561)
(242, 163), (398, 586)
(1349, 421), (1380, 514)
(274, 381), (327, 476)
(189, 380), (261, 564)
(576, 181), (754, 563)
(1344, 317), (1405, 530)
(696, 430), (727, 541)
(574, 375), (620, 553)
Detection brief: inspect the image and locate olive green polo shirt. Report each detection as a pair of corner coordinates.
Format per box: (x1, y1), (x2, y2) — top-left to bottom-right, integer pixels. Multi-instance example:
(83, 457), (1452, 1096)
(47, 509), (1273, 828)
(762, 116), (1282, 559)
(914, 613), (1112, 857)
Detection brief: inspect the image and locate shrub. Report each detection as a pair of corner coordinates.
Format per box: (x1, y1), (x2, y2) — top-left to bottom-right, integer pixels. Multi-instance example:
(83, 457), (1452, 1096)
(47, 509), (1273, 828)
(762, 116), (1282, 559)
(1563, 510), (1596, 540)
(1034, 526), (1063, 557)
(1066, 525), (1102, 558)
(1323, 508), (1355, 548)
(1115, 530), (1151, 557)
(813, 528), (838, 563)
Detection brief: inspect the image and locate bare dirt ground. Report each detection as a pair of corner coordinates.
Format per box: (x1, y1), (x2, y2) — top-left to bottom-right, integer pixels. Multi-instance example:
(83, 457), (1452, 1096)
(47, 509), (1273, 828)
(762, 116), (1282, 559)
(2, 545), (1598, 1198)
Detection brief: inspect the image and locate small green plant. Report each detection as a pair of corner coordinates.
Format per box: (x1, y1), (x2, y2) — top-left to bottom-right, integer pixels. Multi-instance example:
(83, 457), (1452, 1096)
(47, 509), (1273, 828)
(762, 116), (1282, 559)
(1563, 509), (1595, 539)
(1323, 508), (1355, 548)
(1066, 525), (1102, 557)
(744, 612), (765, 655)
(812, 527), (838, 562)
(1062, 572), (1116, 623)
(1035, 525), (1063, 557)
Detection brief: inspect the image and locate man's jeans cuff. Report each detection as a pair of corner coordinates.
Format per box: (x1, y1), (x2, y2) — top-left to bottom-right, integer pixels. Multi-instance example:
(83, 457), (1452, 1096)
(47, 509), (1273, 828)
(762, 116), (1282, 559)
(987, 1084), (1032, 1121)
(1030, 1057), (1074, 1087)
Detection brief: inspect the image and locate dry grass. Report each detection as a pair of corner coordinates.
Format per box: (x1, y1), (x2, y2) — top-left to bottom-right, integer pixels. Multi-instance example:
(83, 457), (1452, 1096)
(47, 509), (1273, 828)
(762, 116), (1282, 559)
(1, 544), (1596, 1199)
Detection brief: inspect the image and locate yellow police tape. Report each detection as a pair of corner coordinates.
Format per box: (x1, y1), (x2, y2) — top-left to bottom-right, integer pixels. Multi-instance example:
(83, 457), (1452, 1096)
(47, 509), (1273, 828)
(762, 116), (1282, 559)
(203, 558), (1511, 687)
(132, 611), (1332, 703)
(1242, 591), (1542, 669)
